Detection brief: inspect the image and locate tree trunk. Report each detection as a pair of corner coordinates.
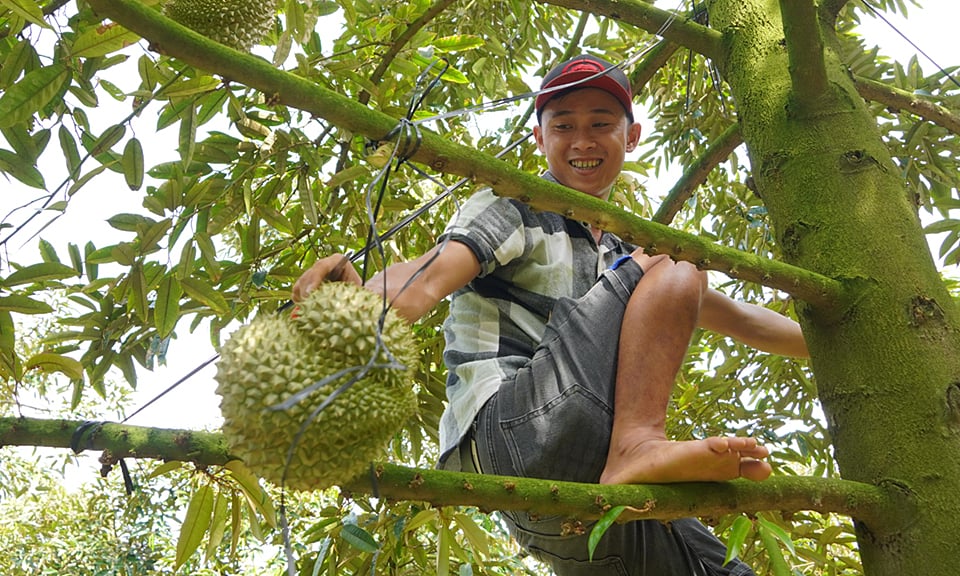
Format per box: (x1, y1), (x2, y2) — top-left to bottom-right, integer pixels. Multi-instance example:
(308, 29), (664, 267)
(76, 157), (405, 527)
(707, 1), (960, 574)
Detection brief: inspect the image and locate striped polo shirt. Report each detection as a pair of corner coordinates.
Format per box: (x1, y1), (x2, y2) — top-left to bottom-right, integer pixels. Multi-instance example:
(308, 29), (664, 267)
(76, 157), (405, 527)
(437, 174), (636, 465)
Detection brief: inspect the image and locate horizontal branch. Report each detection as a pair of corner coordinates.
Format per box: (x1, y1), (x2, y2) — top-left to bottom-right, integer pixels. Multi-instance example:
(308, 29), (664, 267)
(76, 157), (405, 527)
(653, 123), (743, 225)
(538, 0), (723, 61)
(854, 75), (960, 137)
(2, 416), (912, 534)
(85, 0), (844, 310)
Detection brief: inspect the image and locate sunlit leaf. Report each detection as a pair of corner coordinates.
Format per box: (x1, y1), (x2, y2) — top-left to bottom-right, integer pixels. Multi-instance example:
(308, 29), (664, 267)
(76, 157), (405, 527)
(587, 505), (626, 561)
(224, 460), (276, 527)
(3, 262), (78, 287)
(0, 0), (50, 29)
(723, 515), (752, 566)
(204, 490), (230, 562)
(24, 352), (84, 380)
(175, 482), (215, 570)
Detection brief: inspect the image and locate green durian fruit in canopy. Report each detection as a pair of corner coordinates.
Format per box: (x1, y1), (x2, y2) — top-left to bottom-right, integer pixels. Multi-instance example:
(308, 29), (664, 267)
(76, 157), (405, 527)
(216, 283), (418, 491)
(163, 0), (277, 52)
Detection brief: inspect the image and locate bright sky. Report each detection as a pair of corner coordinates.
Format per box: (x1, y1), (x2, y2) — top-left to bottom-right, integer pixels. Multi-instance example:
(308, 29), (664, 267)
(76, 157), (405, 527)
(3, 2), (958, 439)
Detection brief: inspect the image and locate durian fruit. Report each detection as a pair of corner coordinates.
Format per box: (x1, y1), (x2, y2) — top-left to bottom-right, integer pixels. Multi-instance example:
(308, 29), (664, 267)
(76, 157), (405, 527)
(215, 283), (418, 491)
(163, 0), (277, 52)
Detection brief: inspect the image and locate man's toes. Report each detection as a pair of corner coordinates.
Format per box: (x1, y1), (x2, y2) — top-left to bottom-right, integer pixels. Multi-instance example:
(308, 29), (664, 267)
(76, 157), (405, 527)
(739, 459), (773, 482)
(705, 436), (732, 454)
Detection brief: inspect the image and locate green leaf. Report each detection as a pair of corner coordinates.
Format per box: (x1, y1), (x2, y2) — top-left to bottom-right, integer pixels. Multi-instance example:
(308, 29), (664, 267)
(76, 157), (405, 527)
(452, 513), (490, 557)
(758, 520), (792, 576)
(128, 265), (148, 321)
(437, 523), (451, 576)
(340, 523), (379, 553)
(723, 515), (753, 566)
(0, 63), (70, 128)
(0, 40), (36, 88)
(176, 482), (215, 570)
(68, 164), (111, 196)
(431, 35), (485, 52)
(0, 310), (16, 378)
(138, 218), (172, 253)
(587, 505), (625, 561)
(24, 352), (84, 380)
(84, 241), (98, 280)
(38, 238), (60, 263)
(298, 173), (318, 227)
(67, 242), (83, 275)
(160, 76), (220, 99)
(70, 22), (139, 57)
(59, 125), (82, 176)
(180, 276), (230, 315)
(224, 460), (276, 527)
(91, 124), (126, 155)
(1, 124), (39, 161)
(179, 104), (197, 167)
(3, 262), (77, 287)
(107, 213), (155, 232)
(923, 218), (960, 235)
(147, 460), (183, 478)
(324, 164), (369, 191)
(757, 517), (796, 555)
(155, 275), (182, 338)
(0, 294), (53, 314)
(0, 148), (44, 188)
(0, 0), (51, 29)
(204, 490), (230, 562)
(122, 137), (144, 190)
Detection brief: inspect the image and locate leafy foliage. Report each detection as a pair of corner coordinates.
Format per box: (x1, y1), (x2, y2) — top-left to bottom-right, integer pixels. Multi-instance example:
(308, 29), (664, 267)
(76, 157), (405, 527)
(0, 0), (957, 574)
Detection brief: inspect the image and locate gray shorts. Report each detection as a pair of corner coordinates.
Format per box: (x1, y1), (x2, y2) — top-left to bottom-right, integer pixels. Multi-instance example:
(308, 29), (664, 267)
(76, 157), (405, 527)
(462, 260), (754, 576)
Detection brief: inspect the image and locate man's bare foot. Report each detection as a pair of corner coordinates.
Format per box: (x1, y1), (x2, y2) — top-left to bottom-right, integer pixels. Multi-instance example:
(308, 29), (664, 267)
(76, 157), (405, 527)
(599, 435), (772, 485)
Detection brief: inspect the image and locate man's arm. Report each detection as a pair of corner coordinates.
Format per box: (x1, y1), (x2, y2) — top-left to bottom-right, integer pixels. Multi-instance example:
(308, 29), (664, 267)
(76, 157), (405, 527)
(292, 241), (481, 324)
(698, 288), (809, 358)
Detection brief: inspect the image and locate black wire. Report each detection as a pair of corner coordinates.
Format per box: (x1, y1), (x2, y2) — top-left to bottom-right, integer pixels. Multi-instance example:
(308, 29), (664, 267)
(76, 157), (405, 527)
(860, 0), (960, 90)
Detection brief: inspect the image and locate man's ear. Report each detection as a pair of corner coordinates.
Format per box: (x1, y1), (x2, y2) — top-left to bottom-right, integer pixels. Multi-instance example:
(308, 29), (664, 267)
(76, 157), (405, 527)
(626, 121), (642, 152)
(533, 125), (545, 152)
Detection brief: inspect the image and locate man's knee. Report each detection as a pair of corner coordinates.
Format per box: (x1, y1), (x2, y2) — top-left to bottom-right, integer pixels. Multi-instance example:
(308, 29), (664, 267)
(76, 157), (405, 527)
(635, 255), (708, 301)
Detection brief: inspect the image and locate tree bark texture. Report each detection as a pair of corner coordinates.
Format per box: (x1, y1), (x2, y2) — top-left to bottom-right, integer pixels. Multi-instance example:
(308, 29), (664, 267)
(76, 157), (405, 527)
(707, 1), (960, 574)
(0, 416), (907, 528)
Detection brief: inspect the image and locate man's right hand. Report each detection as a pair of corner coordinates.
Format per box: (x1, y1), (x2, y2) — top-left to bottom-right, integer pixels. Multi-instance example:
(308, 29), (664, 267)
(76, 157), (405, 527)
(291, 254), (363, 302)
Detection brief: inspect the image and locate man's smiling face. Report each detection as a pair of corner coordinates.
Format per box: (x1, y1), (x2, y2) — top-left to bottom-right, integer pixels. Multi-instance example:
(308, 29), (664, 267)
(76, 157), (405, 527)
(534, 87), (641, 200)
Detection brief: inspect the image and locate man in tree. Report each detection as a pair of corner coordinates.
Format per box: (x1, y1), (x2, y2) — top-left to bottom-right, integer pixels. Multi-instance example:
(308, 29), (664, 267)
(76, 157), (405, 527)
(293, 55), (808, 575)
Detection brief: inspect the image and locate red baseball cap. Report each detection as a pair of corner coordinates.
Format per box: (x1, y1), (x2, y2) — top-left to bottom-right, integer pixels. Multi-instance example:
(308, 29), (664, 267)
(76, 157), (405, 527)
(535, 55), (634, 122)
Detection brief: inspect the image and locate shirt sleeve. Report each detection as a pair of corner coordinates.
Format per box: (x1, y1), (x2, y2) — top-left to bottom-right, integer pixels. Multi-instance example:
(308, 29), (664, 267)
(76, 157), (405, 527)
(438, 188), (526, 277)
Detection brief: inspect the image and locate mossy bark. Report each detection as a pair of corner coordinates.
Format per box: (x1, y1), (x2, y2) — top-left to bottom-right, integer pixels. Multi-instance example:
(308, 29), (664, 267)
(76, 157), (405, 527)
(708, 1), (960, 573)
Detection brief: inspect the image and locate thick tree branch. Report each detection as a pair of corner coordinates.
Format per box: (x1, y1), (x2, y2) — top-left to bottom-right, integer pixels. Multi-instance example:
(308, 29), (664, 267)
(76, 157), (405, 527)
(855, 75), (960, 137)
(86, 0), (844, 309)
(1, 416), (913, 534)
(653, 123), (743, 225)
(778, 0), (830, 113)
(539, 0), (722, 61)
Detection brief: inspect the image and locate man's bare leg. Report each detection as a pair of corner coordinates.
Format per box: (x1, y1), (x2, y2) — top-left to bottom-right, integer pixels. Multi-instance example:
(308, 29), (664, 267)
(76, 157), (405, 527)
(599, 254), (772, 485)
